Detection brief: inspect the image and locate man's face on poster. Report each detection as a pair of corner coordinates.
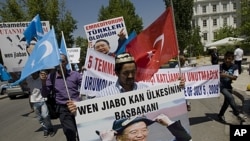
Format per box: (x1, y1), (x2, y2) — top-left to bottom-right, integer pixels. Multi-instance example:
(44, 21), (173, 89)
(26, 43), (35, 56)
(118, 121), (148, 141)
(94, 40), (110, 54)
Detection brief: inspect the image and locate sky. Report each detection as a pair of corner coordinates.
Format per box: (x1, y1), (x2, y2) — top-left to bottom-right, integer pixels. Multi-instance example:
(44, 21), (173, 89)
(65, 0), (166, 38)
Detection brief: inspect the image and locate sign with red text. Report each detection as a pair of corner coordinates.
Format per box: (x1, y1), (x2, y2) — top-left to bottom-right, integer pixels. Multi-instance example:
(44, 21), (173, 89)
(80, 49), (220, 99)
(0, 21), (50, 72)
(141, 65), (220, 99)
(76, 83), (191, 141)
(80, 48), (116, 97)
(84, 16), (127, 53)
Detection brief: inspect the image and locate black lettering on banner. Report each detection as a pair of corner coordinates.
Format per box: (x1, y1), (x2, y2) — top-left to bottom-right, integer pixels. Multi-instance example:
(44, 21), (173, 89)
(129, 93), (144, 104)
(230, 125), (250, 141)
(184, 86), (192, 97)
(208, 83), (219, 95)
(77, 103), (99, 115)
(114, 102), (159, 120)
(193, 85), (203, 96)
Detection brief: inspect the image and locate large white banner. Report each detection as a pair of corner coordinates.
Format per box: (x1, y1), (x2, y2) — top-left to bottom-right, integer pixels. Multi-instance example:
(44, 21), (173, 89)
(80, 49), (220, 99)
(0, 21), (50, 72)
(142, 65), (220, 99)
(76, 83), (191, 141)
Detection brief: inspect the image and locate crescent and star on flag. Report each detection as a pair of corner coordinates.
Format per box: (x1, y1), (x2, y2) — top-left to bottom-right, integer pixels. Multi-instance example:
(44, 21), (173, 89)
(146, 33), (164, 63)
(30, 40), (53, 68)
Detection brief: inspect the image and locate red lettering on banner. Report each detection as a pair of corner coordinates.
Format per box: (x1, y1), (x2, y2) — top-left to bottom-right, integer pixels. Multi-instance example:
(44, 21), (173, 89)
(187, 70), (218, 82)
(94, 57), (115, 76)
(87, 55), (94, 69)
(85, 17), (124, 30)
(0, 28), (24, 35)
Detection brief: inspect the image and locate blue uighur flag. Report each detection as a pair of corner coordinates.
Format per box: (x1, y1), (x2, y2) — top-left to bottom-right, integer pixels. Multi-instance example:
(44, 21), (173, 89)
(23, 14), (44, 45)
(114, 30), (136, 56)
(0, 64), (12, 81)
(12, 27), (61, 86)
(59, 31), (72, 70)
(126, 7), (178, 81)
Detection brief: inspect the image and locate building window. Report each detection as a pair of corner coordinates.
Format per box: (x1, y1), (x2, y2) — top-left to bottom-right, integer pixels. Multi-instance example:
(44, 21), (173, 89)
(212, 5), (217, 12)
(202, 6), (206, 13)
(233, 3), (236, 10)
(213, 19), (217, 26)
(223, 18), (227, 25)
(234, 17), (237, 24)
(213, 32), (217, 40)
(203, 20), (207, 27)
(223, 4), (227, 12)
(203, 33), (208, 41)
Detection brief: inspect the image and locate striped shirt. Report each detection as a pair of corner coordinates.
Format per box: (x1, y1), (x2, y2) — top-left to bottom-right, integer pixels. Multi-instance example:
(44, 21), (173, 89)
(96, 81), (148, 98)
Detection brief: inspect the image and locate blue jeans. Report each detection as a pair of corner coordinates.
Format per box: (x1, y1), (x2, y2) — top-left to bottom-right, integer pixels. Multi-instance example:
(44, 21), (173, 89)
(33, 102), (54, 132)
(219, 88), (240, 116)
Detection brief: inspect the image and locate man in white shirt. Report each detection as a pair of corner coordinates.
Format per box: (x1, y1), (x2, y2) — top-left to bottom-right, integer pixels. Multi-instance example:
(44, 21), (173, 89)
(29, 71), (55, 137)
(234, 45), (244, 74)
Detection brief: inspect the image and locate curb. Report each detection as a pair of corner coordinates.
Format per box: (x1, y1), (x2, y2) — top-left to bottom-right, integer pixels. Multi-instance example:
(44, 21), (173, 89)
(0, 95), (8, 100)
(233, 88), (250, 124)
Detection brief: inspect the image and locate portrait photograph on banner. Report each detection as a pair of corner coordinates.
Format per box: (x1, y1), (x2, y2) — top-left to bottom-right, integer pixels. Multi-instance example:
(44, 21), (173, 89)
(76, 83), (191, 141)
(84, 16), (128, 56)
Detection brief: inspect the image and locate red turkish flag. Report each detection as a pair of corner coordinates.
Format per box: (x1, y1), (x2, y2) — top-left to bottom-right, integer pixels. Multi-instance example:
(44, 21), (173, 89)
(126, 7), (178, 81)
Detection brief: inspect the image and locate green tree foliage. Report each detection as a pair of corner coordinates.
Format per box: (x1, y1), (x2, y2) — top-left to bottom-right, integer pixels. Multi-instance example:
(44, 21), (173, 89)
(98, 0), (143, 34)
(239, 0), (250, 54)
(214, 25), (239, 41)
(75, 37), (88, 67)
(0, 0), (77, 47)
(240, 0), (250, 40)
(0, 0), (25, 21)
(164, 0), (194, 55)
(187, 26), (203, 57)
(213, 25), (240, 55)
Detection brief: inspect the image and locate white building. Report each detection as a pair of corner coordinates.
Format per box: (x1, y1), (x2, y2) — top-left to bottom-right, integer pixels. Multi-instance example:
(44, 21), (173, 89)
(192, 0), (241, 46)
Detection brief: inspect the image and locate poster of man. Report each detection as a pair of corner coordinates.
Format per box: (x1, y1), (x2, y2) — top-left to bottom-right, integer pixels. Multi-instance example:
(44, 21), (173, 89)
(75, 83), (192, 141)
(84, 16), (127, 55)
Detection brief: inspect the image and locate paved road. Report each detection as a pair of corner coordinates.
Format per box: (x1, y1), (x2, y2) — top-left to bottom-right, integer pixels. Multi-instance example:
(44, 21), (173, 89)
(0, 96), (66, 141)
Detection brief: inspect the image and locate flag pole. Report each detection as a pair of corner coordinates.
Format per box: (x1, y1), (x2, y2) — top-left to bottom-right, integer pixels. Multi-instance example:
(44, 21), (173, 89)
(60, 31), (72, 100)
(61, 31), (73, 70)
(169, 0), (182, 75)
(59, 63), (71, 100)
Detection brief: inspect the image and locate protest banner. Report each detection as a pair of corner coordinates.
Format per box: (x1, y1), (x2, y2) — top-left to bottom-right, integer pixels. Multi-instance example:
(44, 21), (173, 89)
(80, 50), (220, 99)
(141, 65), (220, 99)
(84, 16), (127, 53)
(80, 48), (116, 97)
(67, 47), (81, 63)
(76, 83), (191, 141)
(0, 21), (50, 72)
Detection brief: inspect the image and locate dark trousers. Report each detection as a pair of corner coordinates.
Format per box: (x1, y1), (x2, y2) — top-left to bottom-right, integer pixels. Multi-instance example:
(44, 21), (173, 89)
(219, 88), (239, 116)
(58, 105), (79, 141)
(234, 60), (242, 74)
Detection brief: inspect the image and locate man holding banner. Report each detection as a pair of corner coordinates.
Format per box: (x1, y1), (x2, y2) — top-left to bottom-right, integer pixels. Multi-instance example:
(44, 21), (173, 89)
(41, 54), (82, 141)
(67, 52), (188, 141)
(67, 52), (185, 112)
